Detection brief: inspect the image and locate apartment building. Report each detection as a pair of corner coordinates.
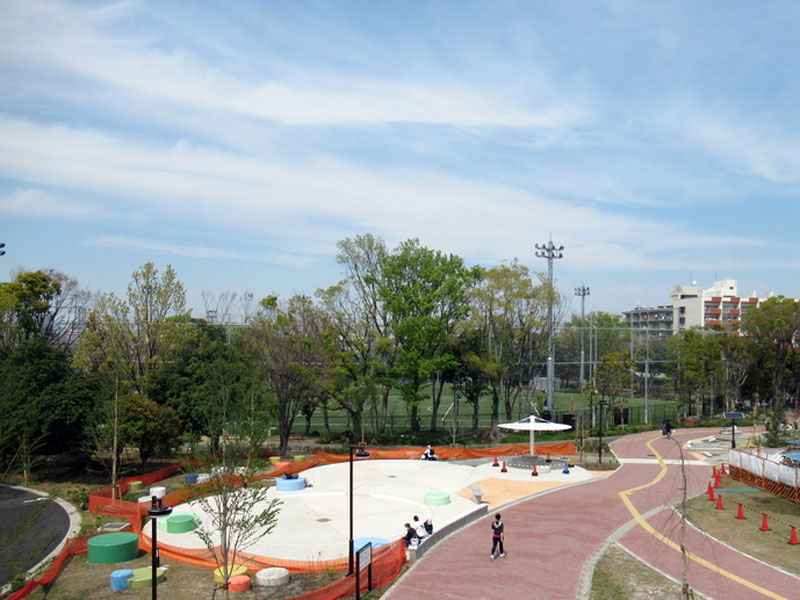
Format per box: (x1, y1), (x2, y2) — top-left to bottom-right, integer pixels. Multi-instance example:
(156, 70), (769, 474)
(623, 279), (780, 336)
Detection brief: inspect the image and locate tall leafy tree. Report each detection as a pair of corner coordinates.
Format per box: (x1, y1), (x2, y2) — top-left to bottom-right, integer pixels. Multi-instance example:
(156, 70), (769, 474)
(315, 234), (396, 441)
(742, 296), (800, 406)
(593, 350), (636, 425)
(0, 339), (75, 483)
(466, 260), (546, 438)
(379, 239), (480, 434)
(668, 329), (723, 418)
(246, 295), (331, 457)
(74, 263), (187, 490)
(0, 269), (90, 351)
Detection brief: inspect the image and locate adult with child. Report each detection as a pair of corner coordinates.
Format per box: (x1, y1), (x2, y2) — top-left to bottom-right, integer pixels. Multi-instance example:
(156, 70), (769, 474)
(403, 523), (419, 548)
(413, 515), (428, 541)
(421, 445), (437, 460)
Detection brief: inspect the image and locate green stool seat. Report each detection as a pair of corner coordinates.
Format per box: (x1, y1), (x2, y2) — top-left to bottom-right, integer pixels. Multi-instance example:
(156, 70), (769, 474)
(128, 566), (167, 589)
(87, 532), (140, 564)
(166, 514), (198, 533)
(423, 491), (450, 506)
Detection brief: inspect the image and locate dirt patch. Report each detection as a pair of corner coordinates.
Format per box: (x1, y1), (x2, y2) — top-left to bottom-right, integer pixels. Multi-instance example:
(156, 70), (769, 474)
(591, 544), (683, 600)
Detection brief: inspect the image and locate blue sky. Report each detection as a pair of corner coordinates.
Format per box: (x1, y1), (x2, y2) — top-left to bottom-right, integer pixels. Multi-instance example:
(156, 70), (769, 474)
(2, 0), (800, 318)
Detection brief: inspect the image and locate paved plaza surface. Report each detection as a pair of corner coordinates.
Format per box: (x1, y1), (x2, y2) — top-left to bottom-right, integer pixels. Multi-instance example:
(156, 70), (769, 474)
(384, 429), (800, 600)
(145, 458), (594, 562)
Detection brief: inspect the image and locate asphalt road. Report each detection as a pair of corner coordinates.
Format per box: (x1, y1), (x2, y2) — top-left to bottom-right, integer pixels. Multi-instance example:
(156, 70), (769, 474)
(0, 485), (70, 587)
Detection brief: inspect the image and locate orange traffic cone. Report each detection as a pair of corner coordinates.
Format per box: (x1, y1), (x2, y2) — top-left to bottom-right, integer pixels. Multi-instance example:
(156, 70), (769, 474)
(760, 513), (770, 532)
(707, 482), (716, 501)
(532, 464), (538, 477)
(714, 473), (721, 489)
(716, 494), (724, 510)
(501, 461), (507, 473)
(790, 526), (799, 545)
(712, 465), (718, 477)
(493, 456), (499, 467)
(736, 503), (745, 520)
(721, 464), (727, 475)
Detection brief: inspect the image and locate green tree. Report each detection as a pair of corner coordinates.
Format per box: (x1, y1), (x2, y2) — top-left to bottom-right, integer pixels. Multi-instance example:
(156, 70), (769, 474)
(668, 329), (723, 418)
(331, 234), (397, 433)
(379, 239), (480, 434)
(120, 393), (180, 467)
(718, 334), (756, 412)
(74, 263), (188, 491)
(246, 295), (331, 457)
(742, 296), (800, 407)
(0, 269), (90, 351)
(466, 260), (546, 438)
(593, 350), (635, 426)
(0, 339), (73, 483)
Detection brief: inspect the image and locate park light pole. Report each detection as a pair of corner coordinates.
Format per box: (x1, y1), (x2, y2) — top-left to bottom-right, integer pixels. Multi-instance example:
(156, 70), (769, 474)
(598, 399), (609, 464)
(574, 286), (590, 392)
(348, 443), (370, 574)
(536, 239), (564, 414)
(148, 497), (172, 600)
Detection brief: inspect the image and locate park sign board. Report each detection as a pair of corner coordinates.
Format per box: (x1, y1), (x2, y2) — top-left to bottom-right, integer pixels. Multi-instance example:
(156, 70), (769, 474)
(723, 412), (745, 420)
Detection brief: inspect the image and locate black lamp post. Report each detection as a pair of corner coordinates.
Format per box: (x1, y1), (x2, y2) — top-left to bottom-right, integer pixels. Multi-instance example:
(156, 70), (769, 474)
(148, 496), (172, 600)
(598, 400), (609, 464)
(348, 443), (369, 575)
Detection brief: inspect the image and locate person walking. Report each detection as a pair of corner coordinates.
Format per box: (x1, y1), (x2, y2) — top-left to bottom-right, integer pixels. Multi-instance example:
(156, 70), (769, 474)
(490, 513), (506, 560)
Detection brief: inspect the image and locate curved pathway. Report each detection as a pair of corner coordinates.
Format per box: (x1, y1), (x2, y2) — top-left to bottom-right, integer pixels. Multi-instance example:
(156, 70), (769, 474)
(384, 428), (800, 600)
(0, 485), (74, 587)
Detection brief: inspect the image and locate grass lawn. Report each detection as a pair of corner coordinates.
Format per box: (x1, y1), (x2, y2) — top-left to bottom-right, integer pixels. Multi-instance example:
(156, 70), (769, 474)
(591, 544), (683, 600)
(591, 473), (800, 598)
(682, 474), (800, 575)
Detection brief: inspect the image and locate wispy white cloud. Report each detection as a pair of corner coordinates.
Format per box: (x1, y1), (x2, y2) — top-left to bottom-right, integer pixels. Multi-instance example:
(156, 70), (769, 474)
(0, 187), (101, 218)
(0, 115), (764, 273)
(0, 1), (583, 129)
(88, 235), (310, 266)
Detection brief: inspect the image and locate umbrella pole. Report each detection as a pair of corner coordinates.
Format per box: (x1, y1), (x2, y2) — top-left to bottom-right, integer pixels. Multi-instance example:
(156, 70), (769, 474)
(530, 416), (535, 456)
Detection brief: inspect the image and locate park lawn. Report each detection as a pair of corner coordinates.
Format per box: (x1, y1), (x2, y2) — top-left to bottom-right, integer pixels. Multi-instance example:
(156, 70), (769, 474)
(681, 474), (800, 576)
(591, 544), (683, 600)
(295, 384), (675, 438)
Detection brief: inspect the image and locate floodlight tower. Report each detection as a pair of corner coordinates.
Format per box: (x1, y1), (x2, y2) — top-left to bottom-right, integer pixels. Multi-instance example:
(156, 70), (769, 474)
(535, 239), (564, 414)
(574, 286), (590, 391)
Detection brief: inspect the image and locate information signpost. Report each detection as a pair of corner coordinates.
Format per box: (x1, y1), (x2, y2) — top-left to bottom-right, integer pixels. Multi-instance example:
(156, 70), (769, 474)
(723, 411), (745, 449)
(355, 542), (372, 600)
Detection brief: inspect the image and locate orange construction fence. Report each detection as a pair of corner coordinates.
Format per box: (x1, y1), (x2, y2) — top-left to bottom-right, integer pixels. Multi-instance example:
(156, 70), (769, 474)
(9, 442), (574, 600)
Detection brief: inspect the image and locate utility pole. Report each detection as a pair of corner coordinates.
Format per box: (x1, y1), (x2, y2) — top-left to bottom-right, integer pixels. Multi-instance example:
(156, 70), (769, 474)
(535, 239), (564, 414)
(574, 286), (590, 392)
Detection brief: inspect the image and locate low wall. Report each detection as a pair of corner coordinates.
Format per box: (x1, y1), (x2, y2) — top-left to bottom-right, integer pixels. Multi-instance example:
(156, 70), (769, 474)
(410, 503), (488, 561)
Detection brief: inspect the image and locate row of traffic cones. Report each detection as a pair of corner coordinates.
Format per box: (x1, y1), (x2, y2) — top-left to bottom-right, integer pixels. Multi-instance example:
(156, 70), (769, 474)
(709, 488), (798, 545)
(492, 456), (573, 477)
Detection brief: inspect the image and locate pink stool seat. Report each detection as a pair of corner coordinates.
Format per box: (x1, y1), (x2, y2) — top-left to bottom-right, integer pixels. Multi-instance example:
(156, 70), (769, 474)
(228, 574), (251, 593)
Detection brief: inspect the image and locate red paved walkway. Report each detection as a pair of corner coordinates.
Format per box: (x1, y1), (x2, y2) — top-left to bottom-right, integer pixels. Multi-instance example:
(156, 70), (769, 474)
(383, 429), (800, 600)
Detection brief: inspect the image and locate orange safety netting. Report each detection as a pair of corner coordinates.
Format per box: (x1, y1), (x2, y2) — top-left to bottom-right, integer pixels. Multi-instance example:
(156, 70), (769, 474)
(5, 536), (89, 600)
(9, 442), (574, 600)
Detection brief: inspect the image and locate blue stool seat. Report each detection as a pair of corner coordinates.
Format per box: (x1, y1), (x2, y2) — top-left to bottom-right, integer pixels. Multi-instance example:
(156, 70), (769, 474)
(275, 476), (306, 491)
(110, 568), (133, 590)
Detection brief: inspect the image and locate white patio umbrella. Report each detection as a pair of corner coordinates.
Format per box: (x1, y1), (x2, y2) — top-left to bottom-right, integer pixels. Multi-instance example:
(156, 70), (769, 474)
(498, 415), (572, 456)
